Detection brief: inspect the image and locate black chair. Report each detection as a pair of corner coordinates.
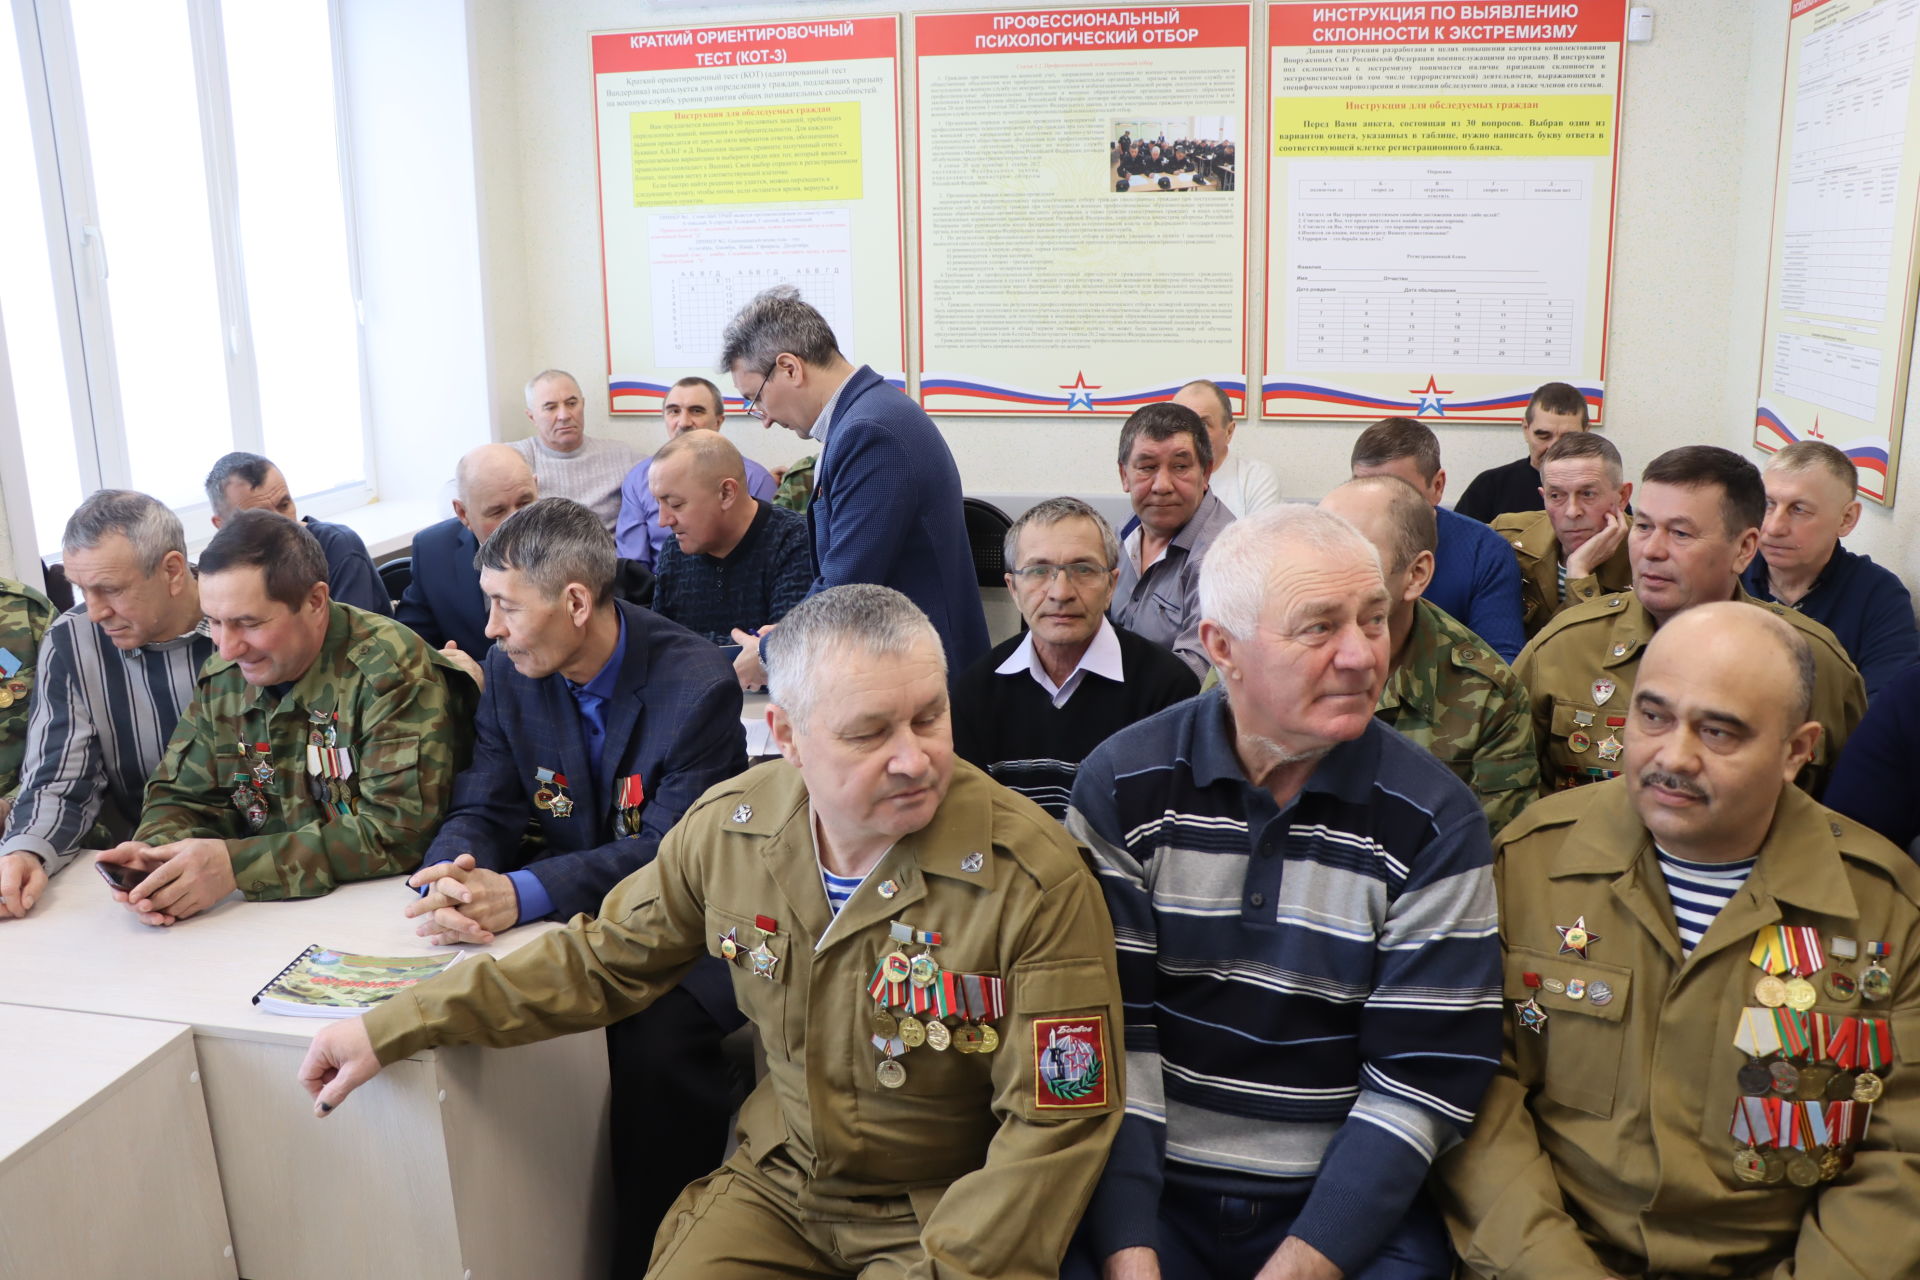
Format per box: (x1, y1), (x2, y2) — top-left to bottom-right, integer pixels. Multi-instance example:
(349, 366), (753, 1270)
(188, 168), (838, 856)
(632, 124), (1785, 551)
(377, 556), (413, 608)
(962, 498), (1014, 589)
(39, 559), (74, 613)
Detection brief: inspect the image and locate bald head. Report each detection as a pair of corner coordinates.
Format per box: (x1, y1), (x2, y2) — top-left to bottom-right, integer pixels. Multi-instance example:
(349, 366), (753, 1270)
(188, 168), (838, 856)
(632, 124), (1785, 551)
(654, 429), (747, 487)
(649, 430), (756, 558)
(454, 444), (538, 543)
(1645, 603), (1813, 727)
(1320, 476), (1436, 577)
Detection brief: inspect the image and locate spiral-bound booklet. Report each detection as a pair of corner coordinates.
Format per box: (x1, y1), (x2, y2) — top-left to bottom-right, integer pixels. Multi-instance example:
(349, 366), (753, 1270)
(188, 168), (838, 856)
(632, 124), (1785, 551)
(251, 944), (464, 1018)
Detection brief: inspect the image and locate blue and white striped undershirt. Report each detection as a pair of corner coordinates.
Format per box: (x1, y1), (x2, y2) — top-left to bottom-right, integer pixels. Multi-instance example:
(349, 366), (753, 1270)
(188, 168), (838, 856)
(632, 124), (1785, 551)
(821, 868), (863, 916)
(1656, 845), (1756, 953)
(1557, 558), (1568, 603)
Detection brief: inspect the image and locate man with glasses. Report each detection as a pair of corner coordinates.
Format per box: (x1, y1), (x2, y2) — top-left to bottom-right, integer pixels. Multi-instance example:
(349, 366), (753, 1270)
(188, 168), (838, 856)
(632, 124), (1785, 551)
(951, 497), (1197, 820)
(1111, 402), (1236, 677)
(719, 287), (988, 687)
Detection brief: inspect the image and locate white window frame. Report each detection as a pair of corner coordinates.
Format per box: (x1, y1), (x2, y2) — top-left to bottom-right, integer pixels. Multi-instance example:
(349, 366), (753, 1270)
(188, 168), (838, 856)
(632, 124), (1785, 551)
(6, 0), (375, 556)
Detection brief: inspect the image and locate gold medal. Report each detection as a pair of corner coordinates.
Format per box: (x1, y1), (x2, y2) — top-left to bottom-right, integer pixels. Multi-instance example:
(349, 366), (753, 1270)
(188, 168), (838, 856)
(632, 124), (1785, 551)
(1784, 1151), (1821, 1187)
(909, 953), (939, 987)
(1732, 1146), (1768, 1183)
(534, 788), (554, 811)
(1818, 1147), (1845, 1181)
(925, 1020), (952, 1051)
(1825, 970), (1858, 1002)
(951, 1025), (982, 1053)
(1784, 977), (1818, 1012)
(876, 1058), (906, 1089)
(1792, 1063), (1834, 1101)
(870, 1007), (899, 1038)
(882, 951), (912, 984)
(1754, 975), (1789, 1007)
(1854, 1071), (1885, 1103)
(899, 1016), (927, 1048)
(977, 1024), (999, 1054)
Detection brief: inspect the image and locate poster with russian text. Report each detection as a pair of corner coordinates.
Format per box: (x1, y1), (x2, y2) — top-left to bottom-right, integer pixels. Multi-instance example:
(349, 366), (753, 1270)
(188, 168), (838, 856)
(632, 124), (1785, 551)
(592, 18), (906, 413)
(916, 6), (1251, 415)
(1756, 0), (1920, 505)
(1262, 1), (1625, 424)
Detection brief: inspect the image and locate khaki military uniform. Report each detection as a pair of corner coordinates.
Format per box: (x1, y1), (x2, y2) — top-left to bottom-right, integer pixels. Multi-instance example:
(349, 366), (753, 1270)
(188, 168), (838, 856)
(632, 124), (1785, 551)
(361, 759), (1124, 1279)
(137, 603), (477, 898)
(1378, 598), (1539, 837)
(1433, 780), (1920, 1280)
(1514, 587), (1864, 796)
(1493, 510), (1633, 640)
(0, 578), (55, 798)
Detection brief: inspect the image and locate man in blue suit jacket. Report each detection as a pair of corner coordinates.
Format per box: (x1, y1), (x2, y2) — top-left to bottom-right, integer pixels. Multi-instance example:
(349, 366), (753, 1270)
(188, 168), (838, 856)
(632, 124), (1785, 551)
(403, 497), (747, 1258)
(718, 286), (989, 686)
(395, 444), (537, 659)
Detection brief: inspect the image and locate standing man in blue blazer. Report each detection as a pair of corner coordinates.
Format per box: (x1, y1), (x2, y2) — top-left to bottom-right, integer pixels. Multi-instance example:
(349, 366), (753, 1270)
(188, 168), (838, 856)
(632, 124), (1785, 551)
(394, 444), (538, 660)
(718, 286), (988, 687)
(401, 497), (748, 1260)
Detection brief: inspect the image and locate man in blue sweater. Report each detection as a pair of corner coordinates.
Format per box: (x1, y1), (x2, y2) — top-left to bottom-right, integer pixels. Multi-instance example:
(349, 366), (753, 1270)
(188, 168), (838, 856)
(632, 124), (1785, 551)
(719, 287), (988, 686)
(1351, 418), (1526, 663)
(205, 451), (392, 617)
(1742, 440), (1917, 697)
(1064, 505), (1502, 1280)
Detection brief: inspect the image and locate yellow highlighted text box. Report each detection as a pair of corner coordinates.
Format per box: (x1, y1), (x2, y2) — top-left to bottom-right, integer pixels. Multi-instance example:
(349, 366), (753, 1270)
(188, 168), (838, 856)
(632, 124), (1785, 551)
(1273, 94), (1612, 158)
(630, 101), (862, 206)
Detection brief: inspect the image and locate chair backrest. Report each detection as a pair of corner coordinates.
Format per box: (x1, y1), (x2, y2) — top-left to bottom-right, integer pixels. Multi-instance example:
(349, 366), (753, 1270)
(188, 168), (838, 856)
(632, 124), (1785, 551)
(377, 556), (413, 607)
(962, 498), (1014, 589)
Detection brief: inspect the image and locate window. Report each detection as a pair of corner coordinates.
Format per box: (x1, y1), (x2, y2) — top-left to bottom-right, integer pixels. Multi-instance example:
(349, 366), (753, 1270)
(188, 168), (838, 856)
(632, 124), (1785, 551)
(0, 0), (367, 557)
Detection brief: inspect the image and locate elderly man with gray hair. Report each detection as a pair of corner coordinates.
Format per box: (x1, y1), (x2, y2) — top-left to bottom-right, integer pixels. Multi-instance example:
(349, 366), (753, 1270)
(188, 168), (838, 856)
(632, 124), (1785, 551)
(1064, 504), (1502, 1280)
(300, 582), (1124, 1279)
(0, 491), (215, 917)
(951, 496), (1197, 819)
(512, 368), (639, 534)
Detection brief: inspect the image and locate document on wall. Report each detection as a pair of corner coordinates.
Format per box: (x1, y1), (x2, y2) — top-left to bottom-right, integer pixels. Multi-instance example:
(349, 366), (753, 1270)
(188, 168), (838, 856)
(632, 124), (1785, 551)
(1262, 1), (1627, 424)
(591, 19), (906, 413)
(1757, 0), (1920, 504)
(915, 6), (1252, 416)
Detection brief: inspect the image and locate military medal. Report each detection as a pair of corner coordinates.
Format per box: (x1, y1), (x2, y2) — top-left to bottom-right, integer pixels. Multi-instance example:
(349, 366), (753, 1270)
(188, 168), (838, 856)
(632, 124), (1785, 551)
(898, 1016), (927, 1048)
(1781, 1105), (1822, 1187)
(1588, 980), (1614, 1007)
(1861, 941), (1893, 1002)
(924, 1020), (952, 1051)
(1853, 1015), (1891, 1102)
(877, 879), (900, 900)
(1755, 976), (1788, 1007)
(1568, 732), (1592, 755)
(1555, 915), (1599, 959)
(960, 851), (984, 873)
(1566, 978), (1587, 1000)
(717, 928), (740, 961)
(250, 741), (274, 787)
(615, 774), (646, 837)
(1596, 716), (1626, 763)
(748, 941), (779, 979)
(871, 1006), (899, 1037)
(1572, 709), (1595, 728)
(1730, 1096), (1786, 1185)
(0, 690), (13, 709)
(871, 1034), (907, 1087)
(1825, 970), (1857, 1001)
(952, 1025), (983, 1053)
(533, 767), (574, 818)
(1751, 929), (1792, 1006)
(1542, 977), (1566, 994)
(1591, 676), (1616, 706)
(1516, 996), (1549, 1034)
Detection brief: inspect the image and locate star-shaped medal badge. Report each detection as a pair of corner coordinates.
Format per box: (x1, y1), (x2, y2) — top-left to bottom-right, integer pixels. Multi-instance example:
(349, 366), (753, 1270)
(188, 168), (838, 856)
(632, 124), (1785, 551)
(1517, 997), (1549, 1034)
(1556, 915), (1600, 959)
(748, 941), (780, 979)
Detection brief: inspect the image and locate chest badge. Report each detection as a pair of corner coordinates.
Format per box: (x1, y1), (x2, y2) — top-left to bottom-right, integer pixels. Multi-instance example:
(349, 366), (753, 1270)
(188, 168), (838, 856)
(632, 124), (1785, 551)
(1556, 915), (1600, 959)
(1591, 677), (1616, 707)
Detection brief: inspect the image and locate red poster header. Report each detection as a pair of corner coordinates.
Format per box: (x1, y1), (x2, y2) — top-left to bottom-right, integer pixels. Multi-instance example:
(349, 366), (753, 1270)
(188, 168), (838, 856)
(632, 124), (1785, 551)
(917, 5), (1250, 57)
(592, 16), (896, 74)
(1791, 0), (1839, 17)
(1270, 0), (1625, 46)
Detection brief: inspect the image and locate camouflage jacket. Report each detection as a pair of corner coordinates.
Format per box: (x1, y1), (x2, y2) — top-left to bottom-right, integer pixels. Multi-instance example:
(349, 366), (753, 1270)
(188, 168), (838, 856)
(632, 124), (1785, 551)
(1377, 598), (1540, 838)
(136, 603), (479, 900)
(1491, 510), (1633, 641)
(0, 578), (56, 798)
(773, 453), (816, 514)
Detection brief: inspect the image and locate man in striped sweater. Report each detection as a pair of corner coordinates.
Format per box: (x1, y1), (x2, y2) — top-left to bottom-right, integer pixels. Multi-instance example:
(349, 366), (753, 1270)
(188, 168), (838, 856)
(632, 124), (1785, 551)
(1065, 505), (1503, 1280)
(0, 491), (215, 916)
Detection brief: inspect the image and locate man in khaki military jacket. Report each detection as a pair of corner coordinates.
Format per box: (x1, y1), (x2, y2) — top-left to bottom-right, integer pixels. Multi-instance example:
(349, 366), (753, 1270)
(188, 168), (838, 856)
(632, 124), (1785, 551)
(1435, 602), (1920, 1280)
(1322, 477), (1538, 835)
(1493, 431), (1635, 640)
(299, 584), (1124, 1279)
(1515, 445), (1862, 795)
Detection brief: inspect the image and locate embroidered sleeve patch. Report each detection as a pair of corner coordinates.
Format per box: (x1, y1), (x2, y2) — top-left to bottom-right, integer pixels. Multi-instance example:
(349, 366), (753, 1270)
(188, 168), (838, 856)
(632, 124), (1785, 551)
(1033, 1015), (1109, 1109)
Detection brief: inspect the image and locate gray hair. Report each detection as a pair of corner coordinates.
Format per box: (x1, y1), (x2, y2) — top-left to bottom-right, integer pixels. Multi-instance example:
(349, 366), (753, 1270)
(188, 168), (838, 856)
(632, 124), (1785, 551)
(204, 451), (275, 520)
(717, 285), (840, 374)
(478, 497), (616, 602)
(764, 585), (942, 731)
(523, 369), (582, 407)
(1003, 497), (1120, 571)
(1540, 431), (1625, 487)
(1198, 504), (1382, 639)
(62, 489), (188, 575)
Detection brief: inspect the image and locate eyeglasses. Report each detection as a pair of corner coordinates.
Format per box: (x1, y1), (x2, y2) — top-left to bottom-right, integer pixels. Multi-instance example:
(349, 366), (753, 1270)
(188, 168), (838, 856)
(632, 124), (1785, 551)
(1010, 562), (1109, 586)
(741, 363), (778, 421)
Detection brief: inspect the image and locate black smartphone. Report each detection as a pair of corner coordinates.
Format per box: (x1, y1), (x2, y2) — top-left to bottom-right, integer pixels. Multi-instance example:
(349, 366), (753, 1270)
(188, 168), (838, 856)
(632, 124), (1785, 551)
(95, 860), (148, 892)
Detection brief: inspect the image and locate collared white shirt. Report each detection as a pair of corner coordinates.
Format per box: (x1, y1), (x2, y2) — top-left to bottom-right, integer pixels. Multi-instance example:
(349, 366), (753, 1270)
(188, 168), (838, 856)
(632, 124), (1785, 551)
(809, 368), (858, 446)
(995, 615), (1125, 708)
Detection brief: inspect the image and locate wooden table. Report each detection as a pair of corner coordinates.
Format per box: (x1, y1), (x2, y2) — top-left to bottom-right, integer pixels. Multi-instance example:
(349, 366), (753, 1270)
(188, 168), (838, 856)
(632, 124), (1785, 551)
(0, 858), (610, 1280)
(0, 1006), (234, 1278)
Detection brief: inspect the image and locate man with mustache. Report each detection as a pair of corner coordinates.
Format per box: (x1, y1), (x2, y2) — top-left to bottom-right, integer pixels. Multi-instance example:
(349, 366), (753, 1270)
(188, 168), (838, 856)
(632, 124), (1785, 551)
(1066, 506), (1501, 1280)
(300, 584), (1124, 1278)
(1435, 602), (1920, 1280)
(1515, 446), (1863, 795)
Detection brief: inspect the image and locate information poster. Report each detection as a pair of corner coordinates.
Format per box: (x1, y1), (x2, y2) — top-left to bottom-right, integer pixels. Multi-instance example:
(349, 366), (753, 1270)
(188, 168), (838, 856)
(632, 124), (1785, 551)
(916, 6), (1251, 415)
(1262, 2), (1626, 423)
(591, 18), (906, 412)
(1755, 0), (1920, 505)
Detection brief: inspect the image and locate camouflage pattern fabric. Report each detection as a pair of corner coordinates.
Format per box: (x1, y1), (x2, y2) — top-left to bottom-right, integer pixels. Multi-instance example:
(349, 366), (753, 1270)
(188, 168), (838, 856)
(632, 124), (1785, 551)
(0, 578), (57, 798)
(137, 602), (478, 900)
(1491, 509), (1632, 641)
(1377, 598), (1540, 837)
(772, 453), (816, 514)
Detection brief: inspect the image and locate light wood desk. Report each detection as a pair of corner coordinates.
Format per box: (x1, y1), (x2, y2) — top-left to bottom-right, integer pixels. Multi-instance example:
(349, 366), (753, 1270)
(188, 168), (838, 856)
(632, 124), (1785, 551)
(0, 858), (610, 1280)
(0, 1007), (235, 1279)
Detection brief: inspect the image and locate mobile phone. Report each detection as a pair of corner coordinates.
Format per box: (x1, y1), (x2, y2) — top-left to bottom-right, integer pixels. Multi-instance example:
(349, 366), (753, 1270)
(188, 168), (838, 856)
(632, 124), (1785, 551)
(95, 860), (148, 893)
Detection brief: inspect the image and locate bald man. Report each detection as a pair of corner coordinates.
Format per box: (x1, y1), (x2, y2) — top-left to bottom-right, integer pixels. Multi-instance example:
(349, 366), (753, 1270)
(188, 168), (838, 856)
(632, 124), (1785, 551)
(649, 431), (810, 647)
(615, 376), (777, 569)
(396, 444), (538, 658)
(1322, 477), (1539, 835)
(1436, 602), (1920, 1280)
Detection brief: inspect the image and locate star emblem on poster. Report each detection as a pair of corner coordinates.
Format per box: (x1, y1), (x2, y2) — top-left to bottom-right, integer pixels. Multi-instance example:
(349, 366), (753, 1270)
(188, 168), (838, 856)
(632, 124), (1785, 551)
(1059, 371), (1101, 411)
(1408, 375), (1453, 416)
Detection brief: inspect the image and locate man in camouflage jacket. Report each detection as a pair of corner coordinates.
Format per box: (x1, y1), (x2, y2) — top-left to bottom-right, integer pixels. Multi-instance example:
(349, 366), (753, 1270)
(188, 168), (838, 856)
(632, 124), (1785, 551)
(101, 511), (476, 924)
(1324, 479), (1539, 836)
(0, 577), (56, 810)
